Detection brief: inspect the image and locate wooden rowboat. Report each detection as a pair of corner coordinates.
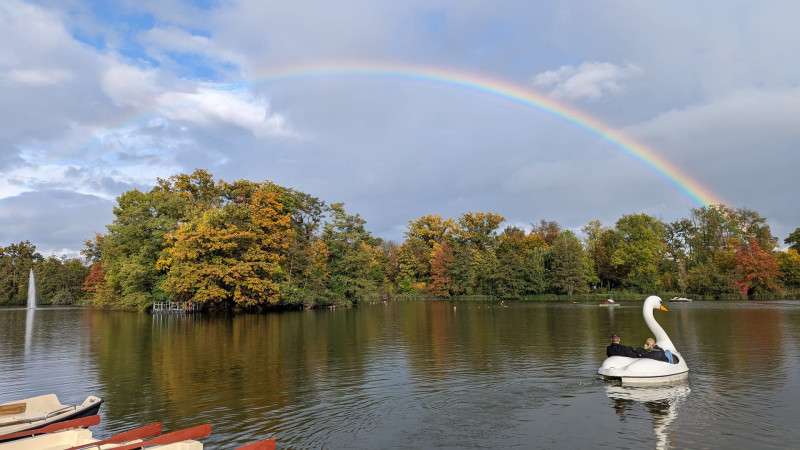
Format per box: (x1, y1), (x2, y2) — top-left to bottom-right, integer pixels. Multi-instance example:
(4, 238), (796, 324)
(0, 395), (103, 441)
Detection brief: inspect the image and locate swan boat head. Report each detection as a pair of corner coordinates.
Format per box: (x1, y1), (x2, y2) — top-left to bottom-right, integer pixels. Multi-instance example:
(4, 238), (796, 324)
(598, 295), (689, 385)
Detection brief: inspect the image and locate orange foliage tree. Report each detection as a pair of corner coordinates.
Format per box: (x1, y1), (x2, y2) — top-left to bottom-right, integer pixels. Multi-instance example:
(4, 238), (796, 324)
(157, 183), (294, 307)
(732, 238), (779, 296)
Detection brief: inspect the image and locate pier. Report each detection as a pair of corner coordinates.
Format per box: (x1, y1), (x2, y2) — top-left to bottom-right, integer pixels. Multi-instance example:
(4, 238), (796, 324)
(152, 301), (200, 314)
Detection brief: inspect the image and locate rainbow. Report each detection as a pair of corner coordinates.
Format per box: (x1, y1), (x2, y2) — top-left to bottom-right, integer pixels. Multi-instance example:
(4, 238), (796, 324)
(242, 61), (722, 207)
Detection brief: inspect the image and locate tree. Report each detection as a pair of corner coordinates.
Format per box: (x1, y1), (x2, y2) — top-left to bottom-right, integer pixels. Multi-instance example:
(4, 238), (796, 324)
(611, 213), (667, 293)
(428, 243), (454, 297)
(732, 238), (779, 296)
(785, 228), (800, 253)
(322, 203), (382, 305)
(531, 219), (561, 246)
(494, 227), (547, 298)
(777, 249), (800, 290)
(582, 220), (617, 290)
(548, 230), (592, 295)
(0, 241), (43, 305)
(453, 212), (505, 295)
(158, 183), (294, 308)
(398, 215), (455, 287)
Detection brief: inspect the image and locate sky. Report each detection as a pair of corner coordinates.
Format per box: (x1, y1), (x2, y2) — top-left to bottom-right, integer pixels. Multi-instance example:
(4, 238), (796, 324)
(2, 0), (799, 257)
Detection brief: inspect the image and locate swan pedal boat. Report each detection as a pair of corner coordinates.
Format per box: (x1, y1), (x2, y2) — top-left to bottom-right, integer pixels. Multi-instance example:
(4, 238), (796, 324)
(598, 295), (689, 385)
(0, 395), (102, 440)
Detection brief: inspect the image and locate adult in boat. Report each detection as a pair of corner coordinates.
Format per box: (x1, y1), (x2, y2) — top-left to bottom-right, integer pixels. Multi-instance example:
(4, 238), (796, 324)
(606, 333), (639, 358)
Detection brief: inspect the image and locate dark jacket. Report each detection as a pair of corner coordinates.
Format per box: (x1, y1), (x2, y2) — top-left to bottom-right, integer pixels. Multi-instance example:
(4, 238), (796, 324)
(607, 342), (639, 358)
(635, 345), (670, 362)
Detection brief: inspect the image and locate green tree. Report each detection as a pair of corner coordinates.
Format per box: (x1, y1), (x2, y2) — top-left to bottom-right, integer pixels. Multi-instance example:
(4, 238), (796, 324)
(322, 203), (382, 305)
(785, 228), (800, 253)
(494, 227), (547, 298)
(611, 213), (667, 293)
(548, 230), (592, 295)
(0, 241), (43, 305)
(36, 255), (90, 305)
(453, 212), (505, 295)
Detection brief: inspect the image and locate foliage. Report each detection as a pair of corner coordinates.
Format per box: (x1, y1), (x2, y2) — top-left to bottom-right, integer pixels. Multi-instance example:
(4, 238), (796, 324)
(777, 249), (800, 290)
(321, 203), (382, 305)
(548, 230), (592, 295)
(611, 213), (667, 293)
(0, 241), (43, 305)
(3, 169), (790, 311)
(158, 183), (293, 308)
(785, 228), (800, 253)
(732, 238), (780, 296)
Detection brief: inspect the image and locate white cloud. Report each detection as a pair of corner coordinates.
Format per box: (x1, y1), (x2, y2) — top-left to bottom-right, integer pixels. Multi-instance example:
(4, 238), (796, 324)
(4, 68), (73, 86)
(139, 26), (244, 67)
(530, 61), (643, 100)
(157, 88), (292, 137)
(101, 65), (160, 108)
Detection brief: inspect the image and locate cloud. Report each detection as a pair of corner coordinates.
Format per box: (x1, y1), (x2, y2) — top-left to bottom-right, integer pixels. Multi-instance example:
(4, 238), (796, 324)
(0, 190), (115, 257)
(4, 68), (74, 86)
(530, 61), (643, 100)
(157, 88), (292, 137)
(101, 65), (160, 108)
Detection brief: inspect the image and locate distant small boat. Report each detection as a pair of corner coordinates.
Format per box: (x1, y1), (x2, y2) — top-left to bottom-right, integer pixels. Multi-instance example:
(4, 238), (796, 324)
(0, 394), (103, 441)
(669, 297), (693, 302)
(600, 298), (619, 307)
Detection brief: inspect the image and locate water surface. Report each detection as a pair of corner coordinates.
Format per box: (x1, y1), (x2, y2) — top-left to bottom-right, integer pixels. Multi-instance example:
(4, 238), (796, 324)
(1, 300), (798, 448)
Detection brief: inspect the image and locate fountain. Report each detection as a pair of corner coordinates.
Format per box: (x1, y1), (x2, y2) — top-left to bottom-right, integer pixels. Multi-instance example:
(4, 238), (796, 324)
(28, 268), (36, 309)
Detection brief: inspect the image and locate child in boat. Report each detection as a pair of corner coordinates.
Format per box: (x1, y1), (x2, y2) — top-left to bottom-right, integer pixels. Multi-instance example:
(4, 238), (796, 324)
(636, 338), (673, 363)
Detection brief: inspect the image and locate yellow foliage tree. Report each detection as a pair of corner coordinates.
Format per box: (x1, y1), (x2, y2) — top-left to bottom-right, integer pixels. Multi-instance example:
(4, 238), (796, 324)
(158, 185), (294, 307)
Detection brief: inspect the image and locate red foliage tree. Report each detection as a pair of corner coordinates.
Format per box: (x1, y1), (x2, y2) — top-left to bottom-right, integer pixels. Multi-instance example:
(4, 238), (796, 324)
(427, 243), (454, 297)
(733, 238), (779, 295)
(81, 262), (105, 293)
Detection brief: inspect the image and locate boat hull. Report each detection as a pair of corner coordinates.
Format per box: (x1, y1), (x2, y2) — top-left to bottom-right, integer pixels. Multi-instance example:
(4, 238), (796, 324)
(0, 395), (103, 441)
(598, 355), (689, 385)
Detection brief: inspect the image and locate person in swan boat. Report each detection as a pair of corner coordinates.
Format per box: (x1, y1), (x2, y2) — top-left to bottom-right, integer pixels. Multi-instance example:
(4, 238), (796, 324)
(635, 337), (674, 363)
(606, 333), (639, 358)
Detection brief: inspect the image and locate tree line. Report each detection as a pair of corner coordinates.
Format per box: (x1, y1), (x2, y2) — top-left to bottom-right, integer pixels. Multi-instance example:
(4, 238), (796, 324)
(2, 169), (800, 309)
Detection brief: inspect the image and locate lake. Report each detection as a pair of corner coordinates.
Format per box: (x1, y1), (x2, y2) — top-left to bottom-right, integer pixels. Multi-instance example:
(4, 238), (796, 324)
(2, 300), (799, 449)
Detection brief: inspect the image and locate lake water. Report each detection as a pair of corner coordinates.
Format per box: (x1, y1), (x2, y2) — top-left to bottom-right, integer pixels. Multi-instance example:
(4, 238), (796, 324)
(2, 300), (799, 449)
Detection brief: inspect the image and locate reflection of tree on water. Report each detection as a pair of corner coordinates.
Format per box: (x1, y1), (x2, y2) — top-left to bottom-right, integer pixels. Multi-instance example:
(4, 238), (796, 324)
(606, 382), (691, 449)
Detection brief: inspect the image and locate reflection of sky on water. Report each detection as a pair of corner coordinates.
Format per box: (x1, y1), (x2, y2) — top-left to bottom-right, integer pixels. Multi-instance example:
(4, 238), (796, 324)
(0, 307), (102, 432)
(1, 302), (800, 448)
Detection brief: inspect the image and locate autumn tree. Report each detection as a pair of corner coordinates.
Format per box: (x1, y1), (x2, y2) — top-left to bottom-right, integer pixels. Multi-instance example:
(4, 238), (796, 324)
(158, 183), (293, 308)
(777, 249), (800, 290)
(398, 215), (455, 290)
(531, 219), (561, 246)
(732, 238), (780, 296)
(428, 243), (454, 297)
